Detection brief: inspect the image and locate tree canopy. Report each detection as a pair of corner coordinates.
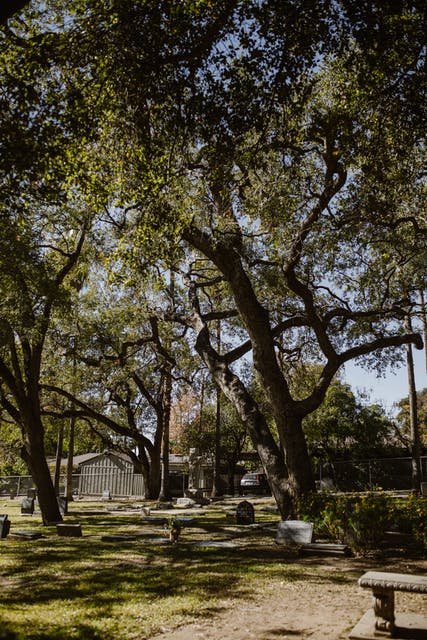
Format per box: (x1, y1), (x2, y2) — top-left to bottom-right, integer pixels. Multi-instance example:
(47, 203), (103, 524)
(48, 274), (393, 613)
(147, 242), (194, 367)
(0, 1), (425, 518)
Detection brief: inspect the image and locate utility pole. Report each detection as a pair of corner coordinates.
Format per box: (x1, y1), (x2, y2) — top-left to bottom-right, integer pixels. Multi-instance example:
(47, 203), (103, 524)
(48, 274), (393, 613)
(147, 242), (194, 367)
(65, 335), (76, 501)
(53, 422), (64, 495)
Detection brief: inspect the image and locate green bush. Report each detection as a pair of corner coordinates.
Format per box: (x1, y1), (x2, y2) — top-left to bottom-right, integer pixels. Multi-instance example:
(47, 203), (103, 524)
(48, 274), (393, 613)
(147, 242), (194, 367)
(393, 494), (427, 548)
(297, 491), (427, 554)
(297, 491), (394, 554)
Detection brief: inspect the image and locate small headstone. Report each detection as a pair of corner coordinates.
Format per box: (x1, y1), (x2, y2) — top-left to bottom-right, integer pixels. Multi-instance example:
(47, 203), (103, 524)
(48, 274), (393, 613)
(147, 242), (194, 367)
(275, 520), (313, 545)
(57, 497), (68, 516)
(102, 490), (111, 501)
(176, 497), (196, 508)
(57, 523), (82, 537)
(21, 497), (35, 515)
(236, 500), (255, 525)
(0, 514), (10, 538)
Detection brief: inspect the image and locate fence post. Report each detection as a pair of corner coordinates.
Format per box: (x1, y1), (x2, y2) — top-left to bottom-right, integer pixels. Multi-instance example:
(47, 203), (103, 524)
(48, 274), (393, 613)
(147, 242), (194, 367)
(368, 460), (372, 489)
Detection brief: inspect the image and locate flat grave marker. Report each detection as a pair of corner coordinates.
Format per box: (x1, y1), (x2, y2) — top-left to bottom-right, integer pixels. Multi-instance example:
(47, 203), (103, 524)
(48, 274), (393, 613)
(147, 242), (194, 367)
(194, 540), (237, 549)
(9, 531), (43, 540)
(101, 534), (137, 542)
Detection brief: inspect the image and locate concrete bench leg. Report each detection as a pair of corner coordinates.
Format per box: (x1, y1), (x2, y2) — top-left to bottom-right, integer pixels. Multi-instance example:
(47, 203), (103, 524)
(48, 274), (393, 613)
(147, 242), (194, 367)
(372, 588), (395, 635)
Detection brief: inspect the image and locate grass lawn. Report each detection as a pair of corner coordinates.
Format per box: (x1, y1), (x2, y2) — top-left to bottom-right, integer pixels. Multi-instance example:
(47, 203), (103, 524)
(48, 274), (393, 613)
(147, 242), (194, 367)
(0, 496), (424, 640)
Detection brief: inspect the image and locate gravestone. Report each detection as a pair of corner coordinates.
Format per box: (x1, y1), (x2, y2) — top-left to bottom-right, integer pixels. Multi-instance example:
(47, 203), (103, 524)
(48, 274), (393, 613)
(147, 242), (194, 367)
(176, 497), (196, 508)
(275, 520), (313, 545)
(101, 534), (137, 542)
(21, 497), (35, 515)
(141, 516), (168, 525)
(195, 540), (237, 549)
(57, 523), (82, 537)
(0, 514), (10, 538)
(236, 500), (255, 525)
(57, 497), (68, 516)
(10, 531), (43, 540)
(102, 490), (111, 501)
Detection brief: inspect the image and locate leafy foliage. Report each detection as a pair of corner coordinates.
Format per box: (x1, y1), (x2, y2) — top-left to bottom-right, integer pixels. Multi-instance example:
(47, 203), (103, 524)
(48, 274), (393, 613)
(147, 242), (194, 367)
(297, 491), (427, 553)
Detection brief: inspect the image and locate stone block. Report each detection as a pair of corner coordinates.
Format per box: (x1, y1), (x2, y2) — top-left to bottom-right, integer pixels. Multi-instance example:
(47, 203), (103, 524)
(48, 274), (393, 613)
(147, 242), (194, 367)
(56, 523), (82, 537)
(176, 497), (196, 508)
(275, 520), (313, 545)
(0, 514), (10, 538)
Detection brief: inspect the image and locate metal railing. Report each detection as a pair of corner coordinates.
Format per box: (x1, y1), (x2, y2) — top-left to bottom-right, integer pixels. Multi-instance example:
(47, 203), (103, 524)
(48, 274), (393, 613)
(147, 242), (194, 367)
(317, 456), (427, 491)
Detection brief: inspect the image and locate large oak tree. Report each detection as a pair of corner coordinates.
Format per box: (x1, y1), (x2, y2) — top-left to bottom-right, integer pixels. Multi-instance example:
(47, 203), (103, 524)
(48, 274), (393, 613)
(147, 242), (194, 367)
(1, 1), (425, 516)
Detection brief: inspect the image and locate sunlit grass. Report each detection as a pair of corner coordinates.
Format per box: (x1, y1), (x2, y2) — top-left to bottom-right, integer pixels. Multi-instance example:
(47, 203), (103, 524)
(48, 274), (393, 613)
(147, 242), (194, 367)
(0, 495), (418, 639)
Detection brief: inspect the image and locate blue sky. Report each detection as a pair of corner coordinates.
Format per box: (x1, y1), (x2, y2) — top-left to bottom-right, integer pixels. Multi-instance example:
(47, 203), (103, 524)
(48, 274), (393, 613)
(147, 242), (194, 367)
(343, 347), (426, 415)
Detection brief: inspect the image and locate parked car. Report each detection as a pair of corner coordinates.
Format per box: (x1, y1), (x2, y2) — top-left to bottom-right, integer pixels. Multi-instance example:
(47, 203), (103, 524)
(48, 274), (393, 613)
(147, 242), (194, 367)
(240, 470), (270, 495)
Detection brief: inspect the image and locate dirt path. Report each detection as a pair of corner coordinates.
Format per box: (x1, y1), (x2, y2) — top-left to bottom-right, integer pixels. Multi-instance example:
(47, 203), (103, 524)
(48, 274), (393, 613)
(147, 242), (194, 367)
(152, 557), (427, 640)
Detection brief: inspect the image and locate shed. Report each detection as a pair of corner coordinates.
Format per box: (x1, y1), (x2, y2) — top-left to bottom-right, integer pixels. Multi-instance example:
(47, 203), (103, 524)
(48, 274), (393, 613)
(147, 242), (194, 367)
(78, 451), (144, 498)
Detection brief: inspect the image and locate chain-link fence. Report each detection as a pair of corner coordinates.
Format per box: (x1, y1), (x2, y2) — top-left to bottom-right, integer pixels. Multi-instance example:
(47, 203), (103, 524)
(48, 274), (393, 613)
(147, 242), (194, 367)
(2, 456), (426, 498)
(317, 456), (427, 491)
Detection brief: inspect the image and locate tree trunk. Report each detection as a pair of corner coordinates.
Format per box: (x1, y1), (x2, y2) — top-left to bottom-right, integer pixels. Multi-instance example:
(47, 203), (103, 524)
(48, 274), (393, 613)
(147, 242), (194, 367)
(195, 330), (292, 517)
(158, 368), (172, 502)
(277, 413), (315, 497)
(420, 288), (427, 374)
(185, 229), (315, 506)
(211, 385), (223, 498)
(211, 320), (223, 498)
(22, 416), (62, 524)
(147, 450), (162, 499)
(226, 459), (237, 495)
(405, 315), (422, 493)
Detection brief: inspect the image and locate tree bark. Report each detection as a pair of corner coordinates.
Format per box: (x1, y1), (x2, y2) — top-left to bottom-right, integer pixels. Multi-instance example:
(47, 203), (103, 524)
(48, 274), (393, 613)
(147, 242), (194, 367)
(420, 288), (427, 374)
(158, 367), (172, 501)
(405, 315), (422, 493)
(185, 228), (315, 507)
(211, 385), (223, 498)
(148, 452), (162, 499)
(0, 0), (31, 24)
(21, 414), (61, 524)
(193, 325), (292, 517)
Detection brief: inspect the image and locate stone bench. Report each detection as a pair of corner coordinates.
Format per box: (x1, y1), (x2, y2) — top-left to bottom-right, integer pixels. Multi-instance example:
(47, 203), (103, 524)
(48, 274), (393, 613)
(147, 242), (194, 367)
(350, 571), (427, 639)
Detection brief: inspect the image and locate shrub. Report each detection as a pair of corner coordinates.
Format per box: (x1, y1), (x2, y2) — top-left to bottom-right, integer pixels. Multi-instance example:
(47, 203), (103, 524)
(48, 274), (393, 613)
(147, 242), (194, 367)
(393, 494), (427, 548)
(297, 491), (394, 554)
